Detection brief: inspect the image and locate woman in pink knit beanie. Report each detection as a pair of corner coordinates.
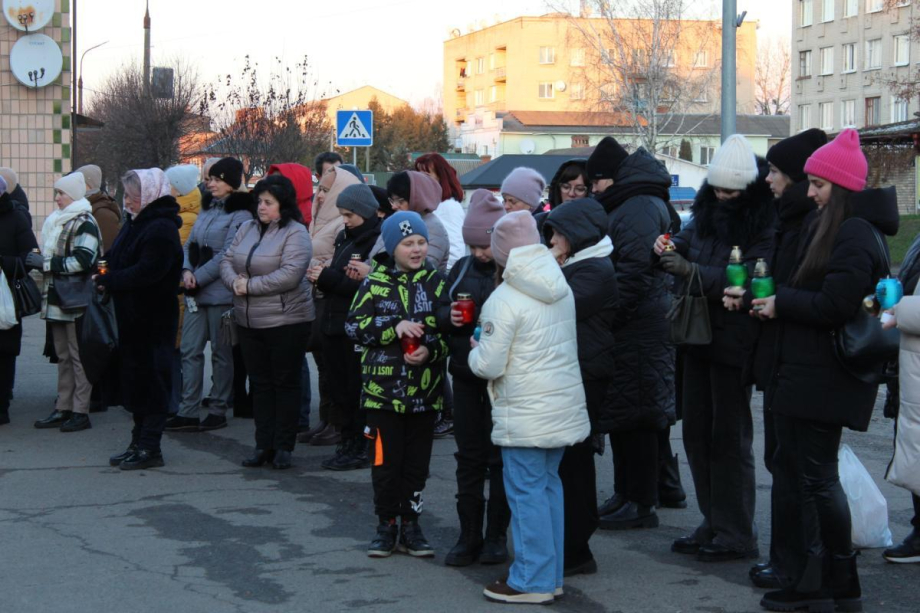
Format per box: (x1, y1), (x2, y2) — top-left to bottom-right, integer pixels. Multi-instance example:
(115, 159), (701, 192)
(753, 128), (900, 612)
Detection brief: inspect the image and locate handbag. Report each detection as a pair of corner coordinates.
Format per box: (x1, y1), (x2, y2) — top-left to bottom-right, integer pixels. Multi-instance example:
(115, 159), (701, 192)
(54, 273), (95, 311)
(218, 308), (239, 346)
(13, 259), (41, 318)
(832, 219), (899, 384)
(668, 264), (712, 345)
(77, 291), (118, 385)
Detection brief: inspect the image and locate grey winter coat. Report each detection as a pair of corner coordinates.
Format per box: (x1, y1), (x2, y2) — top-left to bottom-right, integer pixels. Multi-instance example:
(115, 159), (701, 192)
(220, 218), (315, 329)
(183, 192), (254, 306)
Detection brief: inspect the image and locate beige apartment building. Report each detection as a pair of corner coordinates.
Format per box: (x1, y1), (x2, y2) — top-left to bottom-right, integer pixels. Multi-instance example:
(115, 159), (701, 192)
(443, 14), (758, 148)
(792, 0), (919, 133)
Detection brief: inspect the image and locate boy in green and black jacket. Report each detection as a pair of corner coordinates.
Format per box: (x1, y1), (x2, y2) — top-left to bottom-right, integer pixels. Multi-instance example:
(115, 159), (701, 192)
(346, 210), (450, 559)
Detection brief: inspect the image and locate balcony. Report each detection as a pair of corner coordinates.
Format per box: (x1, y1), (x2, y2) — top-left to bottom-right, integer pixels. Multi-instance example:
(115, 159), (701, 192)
(456, 78), (466, 91)
(494, 66), (506, 81)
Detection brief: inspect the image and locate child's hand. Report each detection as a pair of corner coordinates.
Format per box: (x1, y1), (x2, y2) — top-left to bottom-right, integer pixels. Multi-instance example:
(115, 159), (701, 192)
(346, 260), (370, 281)
(396, 320), (425, 339)
(450, 303), (466, 327)
(404, 345), (430, 366)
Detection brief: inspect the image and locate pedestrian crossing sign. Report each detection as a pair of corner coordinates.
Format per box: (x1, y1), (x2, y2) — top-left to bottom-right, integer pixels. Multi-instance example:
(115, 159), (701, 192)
(336, 110), (374, 147)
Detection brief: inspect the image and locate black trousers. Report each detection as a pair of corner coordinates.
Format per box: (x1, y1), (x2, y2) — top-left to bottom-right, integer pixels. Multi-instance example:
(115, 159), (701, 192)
(913, 494), (920, 530)
(122, 340), (172, 453)
(323, 333), (363, 439)
(611, 428), (658, 507)
(773, 413), (851, 589)
(238, 322), (310, 452)
(232, 344), (251, 415)
(366, 409), (437, 521)
(0, 353), (15, 413)
(453, 378), (506, 513)
(682, 357), (757, 551)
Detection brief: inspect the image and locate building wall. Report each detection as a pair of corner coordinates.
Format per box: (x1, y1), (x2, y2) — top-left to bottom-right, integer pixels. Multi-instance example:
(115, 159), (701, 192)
(324, 86), (408, 125)
(443, 15), (757, 140)
(792, 0), (919, 133)
(0, 0), (73, 232)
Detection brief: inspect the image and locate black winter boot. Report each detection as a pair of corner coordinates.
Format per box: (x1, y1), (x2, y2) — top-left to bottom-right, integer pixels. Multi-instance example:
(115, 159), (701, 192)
(761, 554), (834, 613)
(0, 407), (9, 426)
(831, 552), (862, 613)
(445, 501), (484, 567)
(657, 453), (688, 509)
(481, 498), (510, 564)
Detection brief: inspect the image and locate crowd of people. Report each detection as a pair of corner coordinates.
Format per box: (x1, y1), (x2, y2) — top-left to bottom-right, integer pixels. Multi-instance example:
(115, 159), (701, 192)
(0, 129), (919, 610)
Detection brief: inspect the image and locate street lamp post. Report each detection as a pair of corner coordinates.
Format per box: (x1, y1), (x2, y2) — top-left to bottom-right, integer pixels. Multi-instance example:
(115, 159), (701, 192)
(720, 1), (747, 142)
(78, 40), (109, 115)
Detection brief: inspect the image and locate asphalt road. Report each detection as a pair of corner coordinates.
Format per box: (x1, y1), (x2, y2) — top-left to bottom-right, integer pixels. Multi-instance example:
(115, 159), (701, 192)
(1, 315), (916, 613)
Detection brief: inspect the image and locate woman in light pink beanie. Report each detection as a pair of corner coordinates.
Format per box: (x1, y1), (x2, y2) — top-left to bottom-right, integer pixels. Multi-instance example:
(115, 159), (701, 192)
(491, 210), (541, 268)
(500, 168), (546, 214)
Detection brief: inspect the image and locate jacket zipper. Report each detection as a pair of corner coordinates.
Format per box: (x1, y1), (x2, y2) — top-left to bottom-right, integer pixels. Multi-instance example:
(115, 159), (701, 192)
(243, 226), (263, 328)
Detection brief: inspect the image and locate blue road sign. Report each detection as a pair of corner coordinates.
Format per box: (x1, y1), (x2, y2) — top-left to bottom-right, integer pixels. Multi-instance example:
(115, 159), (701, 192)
(336, 110), (373, 147)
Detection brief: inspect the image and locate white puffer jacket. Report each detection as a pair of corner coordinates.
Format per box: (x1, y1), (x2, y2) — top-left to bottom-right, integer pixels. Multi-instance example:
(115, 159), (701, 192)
(468, 243), (590, 448)
(889, 285), (920, 497)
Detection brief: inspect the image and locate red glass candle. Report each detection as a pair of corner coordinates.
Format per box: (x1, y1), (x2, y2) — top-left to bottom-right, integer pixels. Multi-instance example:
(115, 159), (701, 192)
(456, 293), (475, 325)
(400, 335), (420, 355)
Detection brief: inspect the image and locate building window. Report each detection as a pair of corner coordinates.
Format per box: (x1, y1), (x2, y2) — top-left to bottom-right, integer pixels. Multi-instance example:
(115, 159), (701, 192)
(897, 0), (911, 6)
(822, 0), (834, 21)
(694, 50), (709, 68)
(664, 145), (679, 158)
(570, 48), (586, 67)
(476, 57), (485, 74)
(865, 96), (881, 125)
(539, 46), (555, 64)
(845, 0), (858, 16)
(865, 39), (882, 70)
(570, 82), (585, 100)
(538, 82), (555, 99)
(700, 146), (716, 165)
(694, 88), (709, 103)
(842, 99), (857, 126)
(843, 43), (857, 72)
(895, 35), (910, 66)
(866, 0), (884, 12)
(571, 135), (589, 148)
(893, 97), (910, 121)
(820, 47), (834, 75)
(664, 50), (677, 68)
(489, 85), (497, 103)
(800, 0), (814, 27)
(474, 89), (485, 106)
(799, 104), (812, 130)
(819, 102), (834, 129)
(799, 50), (813, 77)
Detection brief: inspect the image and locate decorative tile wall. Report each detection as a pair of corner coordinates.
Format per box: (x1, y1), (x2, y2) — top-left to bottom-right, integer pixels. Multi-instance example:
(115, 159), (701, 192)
(0, 0), (72, 231)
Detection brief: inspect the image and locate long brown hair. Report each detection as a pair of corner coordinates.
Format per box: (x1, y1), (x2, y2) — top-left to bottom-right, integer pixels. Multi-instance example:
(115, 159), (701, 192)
(792, 183), (855, 286)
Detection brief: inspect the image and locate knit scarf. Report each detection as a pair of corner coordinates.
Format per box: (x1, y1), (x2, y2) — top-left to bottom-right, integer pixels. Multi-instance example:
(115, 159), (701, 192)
(40, 198), (93, 257)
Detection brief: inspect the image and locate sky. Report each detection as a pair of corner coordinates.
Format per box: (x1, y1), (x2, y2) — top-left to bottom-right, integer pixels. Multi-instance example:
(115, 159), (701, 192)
(74, 0), (793, 109)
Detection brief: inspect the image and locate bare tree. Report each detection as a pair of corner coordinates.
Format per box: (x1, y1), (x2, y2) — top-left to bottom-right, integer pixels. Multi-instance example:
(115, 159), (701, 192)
(876, 1), (920, 115)
(200, 56), (332, 183)
(83, 59), (200, 185)
(754, 37), (792, 116)
(556, 0), (721, 153)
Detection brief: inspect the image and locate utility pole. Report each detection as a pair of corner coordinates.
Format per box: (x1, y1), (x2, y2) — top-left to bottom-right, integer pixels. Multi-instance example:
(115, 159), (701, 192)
(78, 41), (108, 114)
(721, 1), (746, 142)
(143, 1), (151, 95)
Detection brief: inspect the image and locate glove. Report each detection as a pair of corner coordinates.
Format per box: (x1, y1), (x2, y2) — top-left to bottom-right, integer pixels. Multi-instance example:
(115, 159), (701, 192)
(591, 432), (606, 456)
(659, 251), (692, 277)
(25, 252), (45, 270)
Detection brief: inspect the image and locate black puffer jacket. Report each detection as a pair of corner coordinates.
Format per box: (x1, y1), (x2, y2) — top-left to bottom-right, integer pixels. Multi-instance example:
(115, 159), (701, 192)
(748, 180), (816, 397)
(315, 216), (382, 337)
(437, 254), (497, 382)
(543, 199), (618, 384)
(670, 161), (775, 369)
(0, 193), (38, 356)
(596, 148), (678, 432)
(769, 187), (898, 431)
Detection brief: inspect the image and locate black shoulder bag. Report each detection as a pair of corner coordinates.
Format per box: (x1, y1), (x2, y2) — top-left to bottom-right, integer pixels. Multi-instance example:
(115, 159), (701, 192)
(668, 264), (712, 345)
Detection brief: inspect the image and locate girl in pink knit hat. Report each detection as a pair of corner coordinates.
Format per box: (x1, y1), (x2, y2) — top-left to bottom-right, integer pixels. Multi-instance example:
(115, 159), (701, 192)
(753, 128), (899, 613)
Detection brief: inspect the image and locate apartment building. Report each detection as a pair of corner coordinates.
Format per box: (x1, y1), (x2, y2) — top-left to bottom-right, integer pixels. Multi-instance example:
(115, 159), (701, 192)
(443, 14), (758, 152)
(792, 0), (918, 133)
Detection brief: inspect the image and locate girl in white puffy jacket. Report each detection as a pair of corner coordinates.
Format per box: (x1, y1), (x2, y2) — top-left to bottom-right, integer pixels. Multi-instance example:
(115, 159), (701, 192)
(468, 210), (591, 605)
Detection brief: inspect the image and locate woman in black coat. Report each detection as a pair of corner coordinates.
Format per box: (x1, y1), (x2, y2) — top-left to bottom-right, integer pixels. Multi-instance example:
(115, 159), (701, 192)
(0, 184), (39, 425)
(753, 130), (890, 613)
(96, 169), (183, 470)
(656, 136), (775, 562)
(544, 198), (618, 575)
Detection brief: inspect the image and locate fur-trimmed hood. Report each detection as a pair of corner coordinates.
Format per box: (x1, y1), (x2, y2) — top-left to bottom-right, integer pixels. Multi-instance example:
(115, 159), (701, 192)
(690, 157), (775, 247)
(203, 190), (254, 215)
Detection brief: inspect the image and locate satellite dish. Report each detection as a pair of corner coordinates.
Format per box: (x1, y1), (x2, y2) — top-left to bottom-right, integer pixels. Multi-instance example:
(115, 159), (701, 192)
(10, 33), (63, 88)
(519, 139), (536, 155)
(450, 28), (462, 39)
(556, 80), (567, 92)
(3, 0), (54, 31)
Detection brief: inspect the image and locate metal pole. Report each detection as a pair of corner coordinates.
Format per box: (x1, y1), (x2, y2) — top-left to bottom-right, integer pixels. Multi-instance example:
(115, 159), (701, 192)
(78, 41), (109, 114)
(353, 147), (357, 166)
(720, 0), (737, 142)
(71, 0), (77, 171)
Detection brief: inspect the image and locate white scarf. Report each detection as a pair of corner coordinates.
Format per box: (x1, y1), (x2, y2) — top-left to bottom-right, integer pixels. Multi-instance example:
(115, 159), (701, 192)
(562, 235), (614, 268)
(40, 198), (93, 257)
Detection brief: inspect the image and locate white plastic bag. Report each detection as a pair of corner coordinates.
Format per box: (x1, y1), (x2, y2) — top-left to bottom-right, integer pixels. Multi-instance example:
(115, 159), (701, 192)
(0, 269), (17, 330)
(838, 443), (893, 549)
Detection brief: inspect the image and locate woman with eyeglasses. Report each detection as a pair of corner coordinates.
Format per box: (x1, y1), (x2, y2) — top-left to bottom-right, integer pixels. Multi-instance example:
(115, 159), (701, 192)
(536, 160), (589, 236)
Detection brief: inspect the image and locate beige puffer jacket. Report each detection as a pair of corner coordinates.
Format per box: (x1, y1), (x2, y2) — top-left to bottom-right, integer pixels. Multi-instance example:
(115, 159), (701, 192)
(220, 218), (314, 329)
(309, 168), (359, 267)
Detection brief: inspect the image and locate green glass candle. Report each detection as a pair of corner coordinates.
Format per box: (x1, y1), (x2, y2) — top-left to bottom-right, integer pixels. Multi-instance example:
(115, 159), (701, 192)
(751, 258), (775, 305)
(726, 246), (748, 289)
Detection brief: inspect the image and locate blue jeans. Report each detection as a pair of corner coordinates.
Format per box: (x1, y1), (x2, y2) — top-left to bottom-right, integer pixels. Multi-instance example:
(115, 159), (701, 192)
(502, 446), (565, 594)
(299, 356), (312, 428)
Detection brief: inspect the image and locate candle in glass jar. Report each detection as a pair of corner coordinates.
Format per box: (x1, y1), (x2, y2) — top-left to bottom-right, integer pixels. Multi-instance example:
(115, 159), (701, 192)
(97, 260), (108, 275)
(726, 246), (748, 289)
(400, 334), (420, 355)
(456, 293), (475, 324)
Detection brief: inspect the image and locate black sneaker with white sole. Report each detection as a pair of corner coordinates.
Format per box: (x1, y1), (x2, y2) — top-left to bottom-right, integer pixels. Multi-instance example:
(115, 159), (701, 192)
(883, 529), (920, 563)
(367, 521), (398, 558)
(398, 520), (434, 557)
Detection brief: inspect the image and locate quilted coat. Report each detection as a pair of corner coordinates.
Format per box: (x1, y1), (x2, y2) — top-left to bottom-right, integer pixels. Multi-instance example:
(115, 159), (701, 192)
(889, 282), (920, 497)
(468, 243), (590, 448)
